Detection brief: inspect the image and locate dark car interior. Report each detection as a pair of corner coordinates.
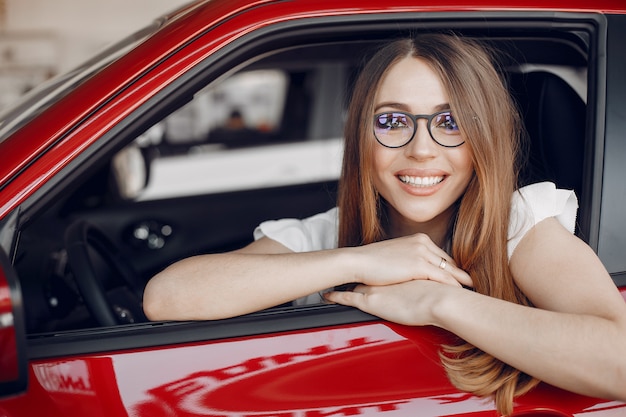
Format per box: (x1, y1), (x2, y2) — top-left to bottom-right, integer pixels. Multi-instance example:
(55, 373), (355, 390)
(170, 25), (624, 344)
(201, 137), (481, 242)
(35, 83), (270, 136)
(11, 21), (594, 334)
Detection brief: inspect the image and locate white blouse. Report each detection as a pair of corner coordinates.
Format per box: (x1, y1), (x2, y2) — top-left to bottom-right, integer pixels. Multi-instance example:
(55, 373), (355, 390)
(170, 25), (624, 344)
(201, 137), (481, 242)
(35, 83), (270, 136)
(253, 181), (578, 304)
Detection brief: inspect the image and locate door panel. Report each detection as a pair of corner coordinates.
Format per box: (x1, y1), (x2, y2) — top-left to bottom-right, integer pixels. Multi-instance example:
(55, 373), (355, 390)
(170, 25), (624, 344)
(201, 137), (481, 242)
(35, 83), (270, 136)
(71, 180), (338, 281)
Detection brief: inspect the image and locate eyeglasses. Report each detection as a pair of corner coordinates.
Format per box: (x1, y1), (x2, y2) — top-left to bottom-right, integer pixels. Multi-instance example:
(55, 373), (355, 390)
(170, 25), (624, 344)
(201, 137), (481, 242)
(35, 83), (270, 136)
(373, 110), (465, 148)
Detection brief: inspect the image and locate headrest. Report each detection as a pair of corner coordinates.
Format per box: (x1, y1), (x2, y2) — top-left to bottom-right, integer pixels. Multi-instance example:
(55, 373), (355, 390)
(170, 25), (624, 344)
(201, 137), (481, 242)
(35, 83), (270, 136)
(509, 70), (586, 199)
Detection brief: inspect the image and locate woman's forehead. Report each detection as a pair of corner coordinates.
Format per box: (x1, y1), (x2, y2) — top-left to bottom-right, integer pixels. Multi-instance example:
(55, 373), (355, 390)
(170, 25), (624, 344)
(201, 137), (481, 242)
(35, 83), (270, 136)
(374, 56), (449, 113)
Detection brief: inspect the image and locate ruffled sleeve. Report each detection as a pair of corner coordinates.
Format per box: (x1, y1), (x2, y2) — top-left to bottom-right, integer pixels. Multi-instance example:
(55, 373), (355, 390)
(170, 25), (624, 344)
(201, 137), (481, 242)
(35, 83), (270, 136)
(508, 182), (578, 259)
(253, 207), (339, 252)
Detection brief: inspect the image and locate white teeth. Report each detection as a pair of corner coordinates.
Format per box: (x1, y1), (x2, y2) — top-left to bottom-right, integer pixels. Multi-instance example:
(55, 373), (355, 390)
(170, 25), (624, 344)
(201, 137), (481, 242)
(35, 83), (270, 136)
(398, 175), (444, 187)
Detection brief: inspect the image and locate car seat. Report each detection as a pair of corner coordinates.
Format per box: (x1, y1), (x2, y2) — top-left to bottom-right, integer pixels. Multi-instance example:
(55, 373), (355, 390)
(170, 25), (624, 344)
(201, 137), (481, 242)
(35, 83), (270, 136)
(508, 70), (586, 201)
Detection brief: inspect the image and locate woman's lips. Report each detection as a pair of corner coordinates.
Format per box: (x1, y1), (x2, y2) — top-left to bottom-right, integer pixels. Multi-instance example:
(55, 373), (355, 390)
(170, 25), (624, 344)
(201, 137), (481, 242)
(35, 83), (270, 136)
(397, 175), (444, 187)
(396, 173), (447, 196)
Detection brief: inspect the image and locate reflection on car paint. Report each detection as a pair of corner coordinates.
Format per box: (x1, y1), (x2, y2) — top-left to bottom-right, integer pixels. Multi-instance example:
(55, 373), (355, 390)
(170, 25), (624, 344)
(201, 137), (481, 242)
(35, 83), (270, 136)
(27, 357), (127, 416)
(125, 324), (490, 416)
(34, 360), (94, 396)
(23, 323), (623, 417)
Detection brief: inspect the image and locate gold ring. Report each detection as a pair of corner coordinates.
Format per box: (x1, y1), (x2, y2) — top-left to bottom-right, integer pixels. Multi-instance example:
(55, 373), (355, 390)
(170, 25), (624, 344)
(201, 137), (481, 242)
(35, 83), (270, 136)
(439, 257), (447, 270)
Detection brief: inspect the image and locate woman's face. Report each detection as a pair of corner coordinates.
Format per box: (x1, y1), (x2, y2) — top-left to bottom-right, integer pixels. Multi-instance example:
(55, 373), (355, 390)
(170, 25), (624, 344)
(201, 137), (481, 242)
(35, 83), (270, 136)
(371, 56), (474, 240)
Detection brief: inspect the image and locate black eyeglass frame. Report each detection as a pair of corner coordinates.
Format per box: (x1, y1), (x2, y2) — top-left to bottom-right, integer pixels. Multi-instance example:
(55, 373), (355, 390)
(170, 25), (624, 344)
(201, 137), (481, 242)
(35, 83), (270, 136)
(373, 110), (465, 149)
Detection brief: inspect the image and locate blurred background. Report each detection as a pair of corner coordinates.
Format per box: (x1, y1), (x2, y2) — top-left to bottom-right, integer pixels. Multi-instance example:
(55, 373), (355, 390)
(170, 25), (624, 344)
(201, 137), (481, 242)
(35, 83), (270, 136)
(0, 0), (190, 109)
(0, 0), (346, 201)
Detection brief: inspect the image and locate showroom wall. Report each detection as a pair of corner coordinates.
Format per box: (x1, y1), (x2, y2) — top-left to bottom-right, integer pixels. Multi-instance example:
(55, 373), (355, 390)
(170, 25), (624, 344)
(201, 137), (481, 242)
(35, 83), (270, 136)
(0, 0), (190, 108)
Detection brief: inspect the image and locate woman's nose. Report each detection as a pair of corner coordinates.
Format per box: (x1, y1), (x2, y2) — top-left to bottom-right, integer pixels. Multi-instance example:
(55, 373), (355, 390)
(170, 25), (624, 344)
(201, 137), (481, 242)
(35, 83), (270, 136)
(403, 120), (437, 159)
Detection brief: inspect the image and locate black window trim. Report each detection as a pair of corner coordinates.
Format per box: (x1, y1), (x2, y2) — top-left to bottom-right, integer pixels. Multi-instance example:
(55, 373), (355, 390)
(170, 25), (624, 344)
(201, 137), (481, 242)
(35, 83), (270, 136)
(598, 14), (626, 280)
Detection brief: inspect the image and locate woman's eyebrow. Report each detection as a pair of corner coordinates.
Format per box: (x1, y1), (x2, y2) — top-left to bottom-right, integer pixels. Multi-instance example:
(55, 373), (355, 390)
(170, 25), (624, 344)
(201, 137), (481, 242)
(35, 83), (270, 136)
(374, 102), (410, 112)
(374, 102), (451, 113)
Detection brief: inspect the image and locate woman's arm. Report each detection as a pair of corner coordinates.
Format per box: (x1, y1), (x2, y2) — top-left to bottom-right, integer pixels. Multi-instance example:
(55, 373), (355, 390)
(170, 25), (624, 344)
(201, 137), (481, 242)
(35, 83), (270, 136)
(326, 217), (626, 401)
(143, 237), (350, 320)
(143, 232), (472, 321)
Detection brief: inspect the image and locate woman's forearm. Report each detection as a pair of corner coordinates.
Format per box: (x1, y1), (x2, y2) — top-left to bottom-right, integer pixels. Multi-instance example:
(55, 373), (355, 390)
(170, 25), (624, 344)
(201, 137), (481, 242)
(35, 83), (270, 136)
(143, 249), (356, 321)
(432, 287), (626, 401)
(143, 232), (471, 321)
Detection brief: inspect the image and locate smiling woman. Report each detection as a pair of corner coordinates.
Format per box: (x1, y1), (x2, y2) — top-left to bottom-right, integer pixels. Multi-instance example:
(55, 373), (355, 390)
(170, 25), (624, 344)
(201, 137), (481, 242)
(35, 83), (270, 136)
(368, 55), (474, 241)
(1, 1), (626, 416)
(144, 33), (626, 415)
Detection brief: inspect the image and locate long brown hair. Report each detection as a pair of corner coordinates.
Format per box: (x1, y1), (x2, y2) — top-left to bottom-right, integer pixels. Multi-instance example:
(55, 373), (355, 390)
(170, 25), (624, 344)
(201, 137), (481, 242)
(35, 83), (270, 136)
(337, 33), (538, 415)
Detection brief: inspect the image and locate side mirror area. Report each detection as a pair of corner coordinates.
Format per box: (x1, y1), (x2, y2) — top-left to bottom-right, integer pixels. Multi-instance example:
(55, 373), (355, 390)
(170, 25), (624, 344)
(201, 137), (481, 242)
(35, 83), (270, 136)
(111, 141), (151, 201)
(0, 248), (27, 398)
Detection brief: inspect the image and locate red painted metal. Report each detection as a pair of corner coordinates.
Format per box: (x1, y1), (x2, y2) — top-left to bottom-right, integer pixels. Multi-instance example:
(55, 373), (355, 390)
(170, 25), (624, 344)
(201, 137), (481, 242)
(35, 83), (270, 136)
(0, 272), (18, 383)
(1, 323), (623, 416)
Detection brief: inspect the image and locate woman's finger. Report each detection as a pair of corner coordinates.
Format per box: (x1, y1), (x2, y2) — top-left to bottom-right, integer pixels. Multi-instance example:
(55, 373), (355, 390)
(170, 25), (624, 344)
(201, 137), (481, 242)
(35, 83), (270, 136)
(406, 234), (474, 288)
(324, 286), (368, 307)
(432, 256), (474, 288)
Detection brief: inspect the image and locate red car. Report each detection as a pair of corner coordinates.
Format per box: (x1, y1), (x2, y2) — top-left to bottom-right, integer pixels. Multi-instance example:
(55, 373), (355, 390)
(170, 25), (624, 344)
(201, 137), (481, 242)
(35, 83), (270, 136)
(1, 0), (625, 415)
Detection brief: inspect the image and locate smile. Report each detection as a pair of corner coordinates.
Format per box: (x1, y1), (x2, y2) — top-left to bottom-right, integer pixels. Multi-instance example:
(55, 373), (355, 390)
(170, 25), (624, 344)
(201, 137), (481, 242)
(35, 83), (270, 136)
(398, 175), (444, 187)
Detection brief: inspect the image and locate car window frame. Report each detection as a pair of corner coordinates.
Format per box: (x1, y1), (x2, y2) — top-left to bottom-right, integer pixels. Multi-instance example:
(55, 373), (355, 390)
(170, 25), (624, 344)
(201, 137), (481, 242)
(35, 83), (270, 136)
(5, 10), (609, 358)
(598, 13), (626, 285)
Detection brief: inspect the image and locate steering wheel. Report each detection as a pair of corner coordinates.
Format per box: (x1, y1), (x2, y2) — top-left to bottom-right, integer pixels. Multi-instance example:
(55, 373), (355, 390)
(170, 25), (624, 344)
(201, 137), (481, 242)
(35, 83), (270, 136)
(64, 220), (147, 326)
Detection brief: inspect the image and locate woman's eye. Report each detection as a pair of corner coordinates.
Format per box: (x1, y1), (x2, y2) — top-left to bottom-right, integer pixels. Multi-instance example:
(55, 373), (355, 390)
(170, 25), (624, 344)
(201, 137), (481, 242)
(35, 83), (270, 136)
(435, 113), (459, 133)
(378, 113), (409, 129)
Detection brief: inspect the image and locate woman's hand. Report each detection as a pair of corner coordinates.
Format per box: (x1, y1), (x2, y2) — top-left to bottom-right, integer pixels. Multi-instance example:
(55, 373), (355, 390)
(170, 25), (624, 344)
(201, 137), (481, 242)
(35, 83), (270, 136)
(324, 279), (464, 326)
(348, 233), (473, 288)
(326, 233), (473, 326)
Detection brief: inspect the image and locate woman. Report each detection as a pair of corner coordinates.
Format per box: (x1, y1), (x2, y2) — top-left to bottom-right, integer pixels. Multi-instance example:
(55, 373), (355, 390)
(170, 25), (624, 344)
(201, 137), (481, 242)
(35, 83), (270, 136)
(143, 33), (626, 415)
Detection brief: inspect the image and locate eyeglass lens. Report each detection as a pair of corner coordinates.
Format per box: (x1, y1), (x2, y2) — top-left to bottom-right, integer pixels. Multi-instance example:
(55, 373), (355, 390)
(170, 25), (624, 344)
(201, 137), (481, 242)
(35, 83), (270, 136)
(373, 110), (463, 148)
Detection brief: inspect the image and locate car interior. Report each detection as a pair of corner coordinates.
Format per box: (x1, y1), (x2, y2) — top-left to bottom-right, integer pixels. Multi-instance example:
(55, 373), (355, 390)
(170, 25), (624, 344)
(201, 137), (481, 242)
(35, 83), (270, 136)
(10, 22), (594, 334)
